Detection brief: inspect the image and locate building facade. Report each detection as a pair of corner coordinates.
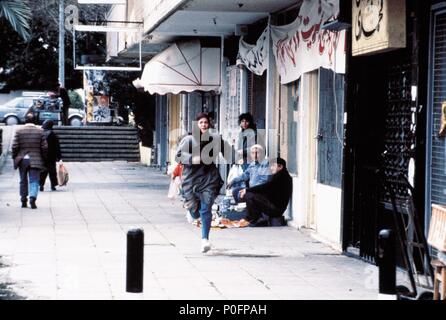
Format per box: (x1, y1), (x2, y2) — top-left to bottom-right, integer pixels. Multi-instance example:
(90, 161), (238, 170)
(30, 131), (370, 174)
(104, 0), (446, 262)
(106, 0), (347, 248)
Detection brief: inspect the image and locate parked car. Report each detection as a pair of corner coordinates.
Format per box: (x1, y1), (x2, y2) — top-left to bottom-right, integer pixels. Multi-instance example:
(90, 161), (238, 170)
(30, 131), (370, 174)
(26, 96), (85, 126)
(27, 96), (64, 125)
(0, 97), (35, 125)
(68, 108), (85, 127)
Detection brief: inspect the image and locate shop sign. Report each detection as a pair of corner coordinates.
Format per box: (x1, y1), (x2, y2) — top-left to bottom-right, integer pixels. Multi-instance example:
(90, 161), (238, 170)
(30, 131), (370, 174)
(352, 0), (406, 56)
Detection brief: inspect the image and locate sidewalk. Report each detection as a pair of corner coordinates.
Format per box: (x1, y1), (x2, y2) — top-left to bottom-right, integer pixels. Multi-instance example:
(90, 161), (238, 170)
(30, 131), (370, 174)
(0, 159), (379, 300)
(0, 125), (14, 173)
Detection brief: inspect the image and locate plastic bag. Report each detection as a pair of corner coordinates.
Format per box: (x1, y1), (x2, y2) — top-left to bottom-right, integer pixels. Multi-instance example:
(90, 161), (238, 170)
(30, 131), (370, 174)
(57, 161), (69, 186)
(227, 164), (243, 185)
(167, 176), (181, 199)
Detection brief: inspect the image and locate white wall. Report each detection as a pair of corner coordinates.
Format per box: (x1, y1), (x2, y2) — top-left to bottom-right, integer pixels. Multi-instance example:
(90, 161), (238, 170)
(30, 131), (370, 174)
(106, 4), (127, 58)
(287, 72), (343, 246)
(288, 149), (343, 245)
(141, 0), (186, 34)
(314, 183), (342, 244)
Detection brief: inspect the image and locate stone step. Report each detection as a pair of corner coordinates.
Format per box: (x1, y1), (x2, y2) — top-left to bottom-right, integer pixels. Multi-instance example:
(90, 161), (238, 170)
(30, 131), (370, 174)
(60, 143), (138, 149)
(54, 126), (140, 162)
(53, 126), (137, 131)
(57, 135), (139, 140)
(62, 158), (140, 162)
(61, 149), (140, 155)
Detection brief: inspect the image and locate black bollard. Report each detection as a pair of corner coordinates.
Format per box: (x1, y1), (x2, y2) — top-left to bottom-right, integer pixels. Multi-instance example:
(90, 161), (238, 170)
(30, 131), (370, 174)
(126, 228), (144, 293)
(378, 229), (397, 299)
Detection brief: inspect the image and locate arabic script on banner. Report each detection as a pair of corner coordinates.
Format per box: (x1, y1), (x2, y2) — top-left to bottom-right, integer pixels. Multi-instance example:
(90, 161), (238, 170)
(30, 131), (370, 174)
(271, 0), (346, 84)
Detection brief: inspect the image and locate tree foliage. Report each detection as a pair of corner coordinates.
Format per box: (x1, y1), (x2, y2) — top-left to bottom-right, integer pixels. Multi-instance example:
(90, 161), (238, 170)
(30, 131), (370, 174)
(68, 89), (84, 109)
(0, 1), (109, 92)
(0, 0), (31, 41)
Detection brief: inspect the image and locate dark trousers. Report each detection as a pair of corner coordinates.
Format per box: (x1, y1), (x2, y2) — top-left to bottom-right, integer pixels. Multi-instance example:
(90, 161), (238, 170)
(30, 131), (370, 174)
(40, 161), (58, 188)
(245, 192), (283, 222)
(62, 108), (69, 126)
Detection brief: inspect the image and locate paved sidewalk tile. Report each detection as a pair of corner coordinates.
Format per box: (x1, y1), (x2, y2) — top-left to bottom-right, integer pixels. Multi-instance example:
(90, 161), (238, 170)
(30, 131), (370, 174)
(0, 160), (379, 300)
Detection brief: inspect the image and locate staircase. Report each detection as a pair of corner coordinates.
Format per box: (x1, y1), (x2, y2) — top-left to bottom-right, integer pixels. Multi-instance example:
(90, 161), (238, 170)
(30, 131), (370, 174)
(53, 126), (140, 162)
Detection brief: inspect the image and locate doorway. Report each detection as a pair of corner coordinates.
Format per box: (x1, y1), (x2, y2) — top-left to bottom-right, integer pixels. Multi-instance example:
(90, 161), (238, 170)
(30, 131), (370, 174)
(303, 71), (319, 229)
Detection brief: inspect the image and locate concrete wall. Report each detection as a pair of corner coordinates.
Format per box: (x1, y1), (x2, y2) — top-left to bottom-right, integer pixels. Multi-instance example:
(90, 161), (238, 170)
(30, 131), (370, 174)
(140, 0), (186, 34)
(314, 184), (342, 245)
(106, 5), (127, 59)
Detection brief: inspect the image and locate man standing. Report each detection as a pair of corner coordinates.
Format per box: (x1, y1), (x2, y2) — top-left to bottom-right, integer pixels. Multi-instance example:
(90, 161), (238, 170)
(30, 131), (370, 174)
(12, 114), (48, 209)
(57, 84), (71, 125)
(239, 158), (292, 227)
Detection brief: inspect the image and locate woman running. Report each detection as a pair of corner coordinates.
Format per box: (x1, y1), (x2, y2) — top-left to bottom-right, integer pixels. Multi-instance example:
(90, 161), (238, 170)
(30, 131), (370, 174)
(176, 112), (232, 253)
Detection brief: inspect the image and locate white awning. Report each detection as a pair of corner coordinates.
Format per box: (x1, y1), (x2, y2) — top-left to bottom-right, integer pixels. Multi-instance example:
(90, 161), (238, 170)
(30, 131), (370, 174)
(133, 40), (221, 95)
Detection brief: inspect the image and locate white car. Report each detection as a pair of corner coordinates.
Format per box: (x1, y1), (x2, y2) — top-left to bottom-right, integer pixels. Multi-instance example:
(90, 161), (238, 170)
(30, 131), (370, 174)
(0, 97), (34, 125)
(68, 108), (85, 126)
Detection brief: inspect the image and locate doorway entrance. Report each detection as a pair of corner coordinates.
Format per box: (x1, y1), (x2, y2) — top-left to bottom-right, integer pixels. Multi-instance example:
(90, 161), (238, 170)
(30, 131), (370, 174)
(303, 71), (319, 229)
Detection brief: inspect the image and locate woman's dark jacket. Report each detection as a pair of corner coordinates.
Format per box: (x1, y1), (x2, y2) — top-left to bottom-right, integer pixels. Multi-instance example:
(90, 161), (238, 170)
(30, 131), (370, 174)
(44, 130), (62, 163)
(176, 130), (233, 207)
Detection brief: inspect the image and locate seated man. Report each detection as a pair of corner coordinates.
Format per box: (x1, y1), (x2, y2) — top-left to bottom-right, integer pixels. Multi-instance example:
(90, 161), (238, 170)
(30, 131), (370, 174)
(227, 144), (271, 203)
(239, 158), (292, 227)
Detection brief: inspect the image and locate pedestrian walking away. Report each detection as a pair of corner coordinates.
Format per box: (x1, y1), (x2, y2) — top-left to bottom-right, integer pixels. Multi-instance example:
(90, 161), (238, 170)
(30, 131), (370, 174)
(39, 120), (62, 192)
(176, 112), (233, 253)
(11, 113), (48, 209)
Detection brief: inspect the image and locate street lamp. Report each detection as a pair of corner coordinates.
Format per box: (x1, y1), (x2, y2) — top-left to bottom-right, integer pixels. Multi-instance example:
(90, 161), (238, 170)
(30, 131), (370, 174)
(59, 0), (65, 87)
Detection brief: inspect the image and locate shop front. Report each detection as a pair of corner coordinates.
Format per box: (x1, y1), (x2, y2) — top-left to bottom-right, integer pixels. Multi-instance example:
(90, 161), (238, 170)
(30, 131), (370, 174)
(342, 0), (433, 264)
(134, 39), (223, 169)
(426, 2), (446, 258)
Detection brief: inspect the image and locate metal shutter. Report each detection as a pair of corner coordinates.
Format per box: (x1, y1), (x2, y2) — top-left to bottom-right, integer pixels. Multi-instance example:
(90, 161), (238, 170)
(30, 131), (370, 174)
(317, 68), (344, 188)
(430, 11), (446, 208)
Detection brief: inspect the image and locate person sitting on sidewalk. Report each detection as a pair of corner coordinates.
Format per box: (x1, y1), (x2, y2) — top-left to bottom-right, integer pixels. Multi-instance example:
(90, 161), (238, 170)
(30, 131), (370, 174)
(226, 144), (271, 203)
(239, 158), (292, 227)
(12, 114), (48, 209)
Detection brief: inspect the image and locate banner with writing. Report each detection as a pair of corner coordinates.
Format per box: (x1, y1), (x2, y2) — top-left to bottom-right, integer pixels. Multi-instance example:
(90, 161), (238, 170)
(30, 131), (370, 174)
(270, 0), (346, 84)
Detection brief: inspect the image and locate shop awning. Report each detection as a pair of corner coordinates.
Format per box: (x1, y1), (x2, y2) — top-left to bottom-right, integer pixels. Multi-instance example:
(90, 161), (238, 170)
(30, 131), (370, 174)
(133, 40), (221, 95)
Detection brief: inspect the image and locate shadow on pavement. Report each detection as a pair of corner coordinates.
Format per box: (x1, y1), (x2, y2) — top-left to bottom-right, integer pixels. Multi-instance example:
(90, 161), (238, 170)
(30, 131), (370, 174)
(206, 249), (280, 258)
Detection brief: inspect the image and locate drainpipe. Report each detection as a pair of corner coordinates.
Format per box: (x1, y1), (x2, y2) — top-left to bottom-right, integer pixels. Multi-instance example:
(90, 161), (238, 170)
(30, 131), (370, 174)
(59, 0), (65, 87)
(265, 15), (276, 158)
(181, 93), (188, 134)
(240, 67), (248, 114)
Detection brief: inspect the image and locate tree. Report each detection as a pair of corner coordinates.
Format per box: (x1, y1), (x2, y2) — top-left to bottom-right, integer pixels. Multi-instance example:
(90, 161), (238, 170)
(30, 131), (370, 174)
(68, 90), (84, 109)
(0, 1), (109, 92)
(0, 0), (31, 41)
